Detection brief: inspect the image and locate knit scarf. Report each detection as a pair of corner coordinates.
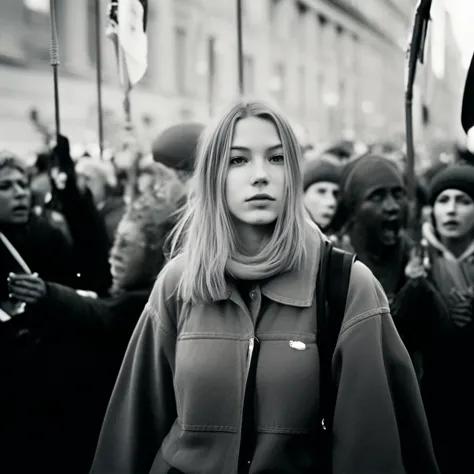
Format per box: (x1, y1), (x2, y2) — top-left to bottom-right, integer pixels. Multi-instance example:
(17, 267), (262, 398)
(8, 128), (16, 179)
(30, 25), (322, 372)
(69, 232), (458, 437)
(225, 251), (286, 281)
(225, 219), (318, 281)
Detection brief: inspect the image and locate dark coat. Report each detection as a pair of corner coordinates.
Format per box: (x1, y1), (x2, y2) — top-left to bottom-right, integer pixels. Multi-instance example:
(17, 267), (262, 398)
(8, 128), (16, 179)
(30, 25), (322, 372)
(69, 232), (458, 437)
(0, 282), (150, 474)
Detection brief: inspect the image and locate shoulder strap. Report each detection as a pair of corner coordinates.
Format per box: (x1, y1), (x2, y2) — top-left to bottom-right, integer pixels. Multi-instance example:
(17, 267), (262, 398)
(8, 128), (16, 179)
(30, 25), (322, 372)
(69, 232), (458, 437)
(316, 239), (355, 432)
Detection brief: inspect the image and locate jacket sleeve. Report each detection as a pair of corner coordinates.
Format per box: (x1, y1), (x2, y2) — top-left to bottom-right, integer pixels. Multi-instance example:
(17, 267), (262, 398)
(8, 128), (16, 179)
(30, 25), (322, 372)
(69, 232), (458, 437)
(331, 261), (440, 474)
(89, 269), (178, 474)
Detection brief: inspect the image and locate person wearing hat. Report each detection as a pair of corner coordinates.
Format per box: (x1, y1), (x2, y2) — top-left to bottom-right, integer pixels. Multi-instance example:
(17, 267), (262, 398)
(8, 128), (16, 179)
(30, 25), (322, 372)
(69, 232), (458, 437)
(151, 122), (205, 184)
(302, 157), (342, 233)
(405, 164), (474, 474)
(331, 153), (411, 303)
(330, 154), (438, 375)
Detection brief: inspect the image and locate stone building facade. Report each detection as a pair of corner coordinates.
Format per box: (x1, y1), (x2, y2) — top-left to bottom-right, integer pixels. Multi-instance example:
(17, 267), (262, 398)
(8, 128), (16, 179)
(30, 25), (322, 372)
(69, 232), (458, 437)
(0, 0), (466, 155)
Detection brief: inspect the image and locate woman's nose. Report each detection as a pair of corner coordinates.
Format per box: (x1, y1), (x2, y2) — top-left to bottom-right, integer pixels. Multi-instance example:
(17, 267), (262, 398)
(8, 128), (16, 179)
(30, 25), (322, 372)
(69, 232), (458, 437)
(250, 159), (269, 185)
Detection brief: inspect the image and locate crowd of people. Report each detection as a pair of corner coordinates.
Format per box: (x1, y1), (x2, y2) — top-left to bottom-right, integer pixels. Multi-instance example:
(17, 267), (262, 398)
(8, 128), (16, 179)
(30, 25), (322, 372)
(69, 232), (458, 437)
(0, 98), (473, 474)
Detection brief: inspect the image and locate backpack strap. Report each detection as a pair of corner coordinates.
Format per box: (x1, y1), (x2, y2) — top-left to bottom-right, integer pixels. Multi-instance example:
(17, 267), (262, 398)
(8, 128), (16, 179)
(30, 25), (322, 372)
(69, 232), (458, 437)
(316, 239), (355, 433)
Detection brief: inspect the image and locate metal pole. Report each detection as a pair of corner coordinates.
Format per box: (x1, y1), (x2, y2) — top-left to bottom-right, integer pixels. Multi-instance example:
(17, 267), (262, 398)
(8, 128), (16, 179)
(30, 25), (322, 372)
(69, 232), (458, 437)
(236, 0), (244, 96)
(95, 0), (104, 158)
(49, 0), (60, 142)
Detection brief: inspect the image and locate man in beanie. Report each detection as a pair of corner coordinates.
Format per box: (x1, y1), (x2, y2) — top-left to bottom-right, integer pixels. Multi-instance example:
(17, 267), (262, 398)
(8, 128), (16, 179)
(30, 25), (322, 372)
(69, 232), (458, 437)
(152, 122), (204, 183)
(303, 157), (342, 233)
(332, 153), (410, 303)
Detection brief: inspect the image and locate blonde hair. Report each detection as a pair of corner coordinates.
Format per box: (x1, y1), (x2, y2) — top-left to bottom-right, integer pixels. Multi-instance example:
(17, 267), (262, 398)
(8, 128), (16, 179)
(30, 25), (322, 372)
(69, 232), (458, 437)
(168, 99), (307, 304)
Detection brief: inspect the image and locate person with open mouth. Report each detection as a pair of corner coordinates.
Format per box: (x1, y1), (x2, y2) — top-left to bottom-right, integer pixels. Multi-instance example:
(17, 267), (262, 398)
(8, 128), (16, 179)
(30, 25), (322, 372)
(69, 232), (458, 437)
(330, 153), (410, 305)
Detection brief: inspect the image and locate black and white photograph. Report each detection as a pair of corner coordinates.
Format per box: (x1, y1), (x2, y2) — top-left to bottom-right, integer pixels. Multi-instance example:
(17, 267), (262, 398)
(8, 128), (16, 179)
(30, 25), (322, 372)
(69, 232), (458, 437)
(1, 0), (474, 473)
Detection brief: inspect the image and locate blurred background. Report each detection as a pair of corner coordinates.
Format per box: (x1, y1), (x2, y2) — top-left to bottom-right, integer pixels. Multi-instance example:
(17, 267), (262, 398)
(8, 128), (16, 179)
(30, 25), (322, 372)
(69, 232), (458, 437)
(0, 0), (471, 164)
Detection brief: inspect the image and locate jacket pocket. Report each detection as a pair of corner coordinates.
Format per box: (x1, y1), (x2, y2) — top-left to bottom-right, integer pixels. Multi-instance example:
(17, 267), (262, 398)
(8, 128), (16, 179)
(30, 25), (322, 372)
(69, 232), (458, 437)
(255, 334), (320, 433)
(174, 335), (243, 431)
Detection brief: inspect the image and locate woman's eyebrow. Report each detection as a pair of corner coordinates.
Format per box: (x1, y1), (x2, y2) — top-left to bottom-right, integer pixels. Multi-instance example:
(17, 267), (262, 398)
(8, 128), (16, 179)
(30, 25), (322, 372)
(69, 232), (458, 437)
(230, 144), (283, 152)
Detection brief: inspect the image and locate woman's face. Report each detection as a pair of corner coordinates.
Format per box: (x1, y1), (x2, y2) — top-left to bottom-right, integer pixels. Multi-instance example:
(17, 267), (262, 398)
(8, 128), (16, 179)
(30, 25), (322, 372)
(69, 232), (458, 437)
(433, 189), (474, 241)
(303, 181), (339, 230)
(225, 116), (286, 230)
(0, 167), (31, 225)
(109, 220), (147, 292)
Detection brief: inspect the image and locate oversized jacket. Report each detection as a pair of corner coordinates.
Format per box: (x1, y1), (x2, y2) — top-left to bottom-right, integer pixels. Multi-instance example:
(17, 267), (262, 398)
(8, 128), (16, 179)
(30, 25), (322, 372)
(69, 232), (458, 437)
(90, 228), (439, 474)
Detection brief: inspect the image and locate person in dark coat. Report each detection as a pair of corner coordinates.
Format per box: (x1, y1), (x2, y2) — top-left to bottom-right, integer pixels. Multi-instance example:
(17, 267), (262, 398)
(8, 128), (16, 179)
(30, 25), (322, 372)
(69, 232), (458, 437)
(0, 150), (77, 474)
(406, 164), (474, 474)
(4, 160), (186, 474)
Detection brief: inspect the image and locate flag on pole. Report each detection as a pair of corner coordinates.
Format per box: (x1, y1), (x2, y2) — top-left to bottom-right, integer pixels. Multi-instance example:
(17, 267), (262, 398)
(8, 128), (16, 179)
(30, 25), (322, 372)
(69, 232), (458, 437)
(106, 0), (148, 89)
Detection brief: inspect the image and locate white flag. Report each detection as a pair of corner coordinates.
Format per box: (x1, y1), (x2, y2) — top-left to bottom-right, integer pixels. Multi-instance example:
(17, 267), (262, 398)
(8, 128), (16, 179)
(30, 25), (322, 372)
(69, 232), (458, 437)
(107, 0), (148, 89)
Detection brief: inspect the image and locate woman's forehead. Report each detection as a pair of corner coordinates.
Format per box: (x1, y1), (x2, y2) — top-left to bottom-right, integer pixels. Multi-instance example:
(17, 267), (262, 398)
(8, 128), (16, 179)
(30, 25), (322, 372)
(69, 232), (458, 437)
(437, 188), (473, 200)
(231, 116), (282, 150)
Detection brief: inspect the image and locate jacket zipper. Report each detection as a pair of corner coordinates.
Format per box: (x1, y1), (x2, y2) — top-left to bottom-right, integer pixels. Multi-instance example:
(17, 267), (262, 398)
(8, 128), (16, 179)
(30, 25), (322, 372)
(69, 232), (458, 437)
(237, 336), (260, 474)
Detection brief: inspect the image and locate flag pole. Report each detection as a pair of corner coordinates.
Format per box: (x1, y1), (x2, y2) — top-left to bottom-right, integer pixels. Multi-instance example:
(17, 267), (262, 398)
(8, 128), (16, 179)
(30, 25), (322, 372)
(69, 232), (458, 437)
(236, 0), (244, 96)
(95, 0), (105, 158)
(49, 0), (61, 143)
(405, 0), (432, 241)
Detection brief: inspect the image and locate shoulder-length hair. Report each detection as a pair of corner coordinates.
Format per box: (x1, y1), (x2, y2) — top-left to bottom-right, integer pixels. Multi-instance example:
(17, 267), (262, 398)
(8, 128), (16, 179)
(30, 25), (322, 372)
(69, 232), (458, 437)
(168, 99), (307, 304)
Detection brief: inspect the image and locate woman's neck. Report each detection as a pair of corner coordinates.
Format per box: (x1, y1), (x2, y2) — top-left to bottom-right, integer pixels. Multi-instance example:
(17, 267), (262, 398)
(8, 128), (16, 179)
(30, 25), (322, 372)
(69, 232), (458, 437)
(234, 222), (273, 256)
(441, 234), (474, 259)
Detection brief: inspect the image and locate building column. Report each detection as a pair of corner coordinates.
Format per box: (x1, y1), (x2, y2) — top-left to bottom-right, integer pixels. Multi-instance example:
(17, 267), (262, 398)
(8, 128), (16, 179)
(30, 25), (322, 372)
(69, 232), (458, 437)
(0, 0), (26, 62)
(157, 0), (175, 94)
(60, 0), (90, 73)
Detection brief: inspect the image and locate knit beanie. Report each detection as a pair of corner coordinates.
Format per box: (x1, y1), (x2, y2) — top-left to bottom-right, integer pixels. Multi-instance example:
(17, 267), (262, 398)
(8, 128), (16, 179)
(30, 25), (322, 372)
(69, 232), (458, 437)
(303, 158), (343, 191)
(428, 164), (474, 205)
(339, 154), (405, 211)
(152, 122), (205, 172)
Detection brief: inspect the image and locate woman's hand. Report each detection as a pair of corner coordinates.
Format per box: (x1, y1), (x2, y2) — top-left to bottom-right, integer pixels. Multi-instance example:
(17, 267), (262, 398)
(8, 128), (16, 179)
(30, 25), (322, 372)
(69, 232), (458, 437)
(8, 272), (46, 305)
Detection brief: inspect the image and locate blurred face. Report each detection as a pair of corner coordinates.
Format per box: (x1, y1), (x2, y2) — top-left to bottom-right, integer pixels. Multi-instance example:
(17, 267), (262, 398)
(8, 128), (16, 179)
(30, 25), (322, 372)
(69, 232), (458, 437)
(225, 116), (285, 231)
(433, 189), (474, 241)
(303, 181), (339, 230)
(0, 167), (31, 225)
(355, 185), (407, 246)
(76, 168), (107, 204)
(109, 220), (147, 292)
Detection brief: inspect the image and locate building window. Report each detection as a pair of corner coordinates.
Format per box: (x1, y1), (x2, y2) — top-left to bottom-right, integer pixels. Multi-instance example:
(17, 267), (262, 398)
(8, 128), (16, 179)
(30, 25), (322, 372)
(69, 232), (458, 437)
(296, 2), (307, 52)
(23, 0), (50, 61)
(271, 61), (286, 102)
(175, 26), (188, 94)
(298, 65), (306, 113)
(244, 54), (255, 94)
(87, 0), (98, 65)
(269, 0), (279, 37)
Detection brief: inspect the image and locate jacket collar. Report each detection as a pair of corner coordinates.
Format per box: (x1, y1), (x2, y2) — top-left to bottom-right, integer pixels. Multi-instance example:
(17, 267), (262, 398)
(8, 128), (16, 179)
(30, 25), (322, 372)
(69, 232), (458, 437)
(222, 221), (324, 308)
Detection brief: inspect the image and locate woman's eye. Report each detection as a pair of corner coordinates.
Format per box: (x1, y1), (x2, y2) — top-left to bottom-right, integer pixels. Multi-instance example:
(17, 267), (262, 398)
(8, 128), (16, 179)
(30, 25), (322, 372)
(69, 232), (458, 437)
(269, 154), (284, 163)
(230, 156), (246, 165)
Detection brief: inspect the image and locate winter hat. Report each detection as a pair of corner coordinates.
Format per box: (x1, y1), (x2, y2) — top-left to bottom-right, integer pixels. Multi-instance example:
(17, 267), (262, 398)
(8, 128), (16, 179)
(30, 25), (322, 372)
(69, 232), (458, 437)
(339, 153), (405, 211)
(428, 164), (474, 205)
(152, 122), (205, 172)
(303, 158), (343, 191)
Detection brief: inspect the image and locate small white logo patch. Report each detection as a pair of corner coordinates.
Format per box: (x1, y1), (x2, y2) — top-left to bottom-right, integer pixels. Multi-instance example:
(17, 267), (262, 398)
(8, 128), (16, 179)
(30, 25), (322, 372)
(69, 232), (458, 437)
(289, 340), (306, 350)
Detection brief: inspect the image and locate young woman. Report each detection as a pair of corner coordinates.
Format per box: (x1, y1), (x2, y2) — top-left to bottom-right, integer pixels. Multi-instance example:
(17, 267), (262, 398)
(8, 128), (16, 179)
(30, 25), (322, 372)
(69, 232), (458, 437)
(90, 100), (439, 474)
(406, 164), (474, 474)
